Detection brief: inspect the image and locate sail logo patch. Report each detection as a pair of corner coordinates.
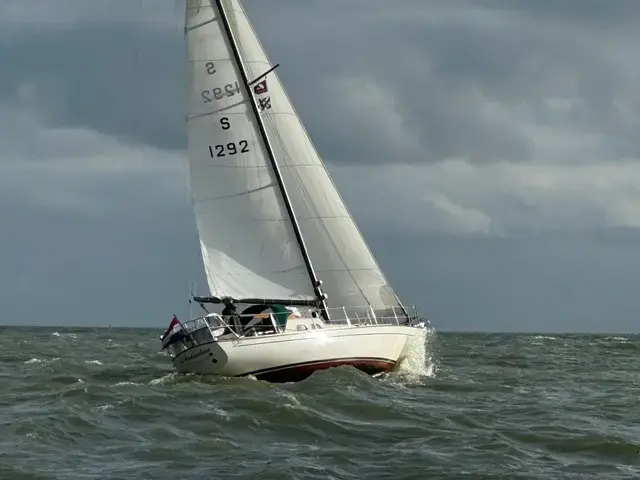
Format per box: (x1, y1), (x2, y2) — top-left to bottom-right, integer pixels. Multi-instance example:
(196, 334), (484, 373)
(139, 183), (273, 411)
(253, 79), (268, 95)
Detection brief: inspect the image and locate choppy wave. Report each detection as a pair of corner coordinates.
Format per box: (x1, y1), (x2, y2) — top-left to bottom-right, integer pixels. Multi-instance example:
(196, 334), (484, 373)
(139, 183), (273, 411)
(0, 327), (639, 479)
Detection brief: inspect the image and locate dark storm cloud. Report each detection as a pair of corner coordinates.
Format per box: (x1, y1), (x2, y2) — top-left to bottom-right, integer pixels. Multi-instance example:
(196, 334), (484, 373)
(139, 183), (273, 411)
(242, 0), (640, 165)
(2, 1), (640, 332)
(1, 1), (637, 165)
(0, 24), (185, 151)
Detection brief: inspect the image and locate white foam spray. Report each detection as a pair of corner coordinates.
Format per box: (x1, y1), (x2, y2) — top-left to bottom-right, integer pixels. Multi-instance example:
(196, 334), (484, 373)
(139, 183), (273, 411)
(389, 323), (438, 385)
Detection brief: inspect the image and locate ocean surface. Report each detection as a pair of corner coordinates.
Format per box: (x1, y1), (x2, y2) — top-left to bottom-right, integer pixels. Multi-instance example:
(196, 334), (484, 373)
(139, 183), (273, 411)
(1, 327), (638, 479)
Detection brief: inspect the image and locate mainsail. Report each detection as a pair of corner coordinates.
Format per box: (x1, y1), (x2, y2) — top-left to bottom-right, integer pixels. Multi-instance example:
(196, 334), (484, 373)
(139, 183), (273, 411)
(185, 0), (316, 302)
(185, 0), (407, 318)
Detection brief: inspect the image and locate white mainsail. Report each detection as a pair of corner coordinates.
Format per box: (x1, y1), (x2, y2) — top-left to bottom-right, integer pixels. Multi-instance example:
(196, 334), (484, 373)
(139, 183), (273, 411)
(185, 0), (316, 302)
(185, 0), (407, 317)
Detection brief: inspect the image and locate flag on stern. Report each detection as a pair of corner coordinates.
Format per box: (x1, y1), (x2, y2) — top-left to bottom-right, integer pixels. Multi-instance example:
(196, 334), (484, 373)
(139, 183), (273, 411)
(161, 315), (185, 348)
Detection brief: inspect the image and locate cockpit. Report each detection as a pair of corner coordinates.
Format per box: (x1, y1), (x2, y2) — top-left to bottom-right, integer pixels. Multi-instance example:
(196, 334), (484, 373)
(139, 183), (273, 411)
(162, 304), (305, 357)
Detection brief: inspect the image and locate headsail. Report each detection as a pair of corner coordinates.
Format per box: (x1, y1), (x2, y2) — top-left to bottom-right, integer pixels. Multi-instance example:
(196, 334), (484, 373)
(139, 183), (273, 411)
(221, 0), (408, 318)
(184, 0), (317, 303)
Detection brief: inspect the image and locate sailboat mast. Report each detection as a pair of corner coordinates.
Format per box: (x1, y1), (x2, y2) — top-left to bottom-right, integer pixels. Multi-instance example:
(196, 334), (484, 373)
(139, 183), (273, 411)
(215, 0), (330, 320)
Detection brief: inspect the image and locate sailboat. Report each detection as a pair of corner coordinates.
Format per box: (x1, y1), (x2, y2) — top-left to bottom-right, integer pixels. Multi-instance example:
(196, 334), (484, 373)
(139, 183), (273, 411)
(160, 0), (428, 382)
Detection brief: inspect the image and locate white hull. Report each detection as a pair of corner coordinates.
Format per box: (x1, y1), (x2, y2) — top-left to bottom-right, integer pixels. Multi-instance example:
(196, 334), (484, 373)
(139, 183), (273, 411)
(171, 323), (423, 382)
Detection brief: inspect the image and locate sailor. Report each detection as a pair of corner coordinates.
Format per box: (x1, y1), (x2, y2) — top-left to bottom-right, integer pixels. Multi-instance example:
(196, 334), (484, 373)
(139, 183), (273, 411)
(221, 298), (236, 318)
(221, 298), (243, 334)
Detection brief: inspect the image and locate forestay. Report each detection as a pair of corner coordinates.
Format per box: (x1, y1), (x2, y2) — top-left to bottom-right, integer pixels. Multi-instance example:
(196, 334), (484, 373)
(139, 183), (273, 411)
(185, 0), (317, 302)
(222, 0), (407, 318)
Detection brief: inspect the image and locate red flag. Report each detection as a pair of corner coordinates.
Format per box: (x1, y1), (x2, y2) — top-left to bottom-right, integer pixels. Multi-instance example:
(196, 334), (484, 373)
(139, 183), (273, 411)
(253, 79), (268, 95)
(162, 315), (182, 339)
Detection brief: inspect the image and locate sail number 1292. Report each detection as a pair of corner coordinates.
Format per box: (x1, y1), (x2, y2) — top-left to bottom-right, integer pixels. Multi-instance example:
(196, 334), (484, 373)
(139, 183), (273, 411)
(209, 141), (250, 157)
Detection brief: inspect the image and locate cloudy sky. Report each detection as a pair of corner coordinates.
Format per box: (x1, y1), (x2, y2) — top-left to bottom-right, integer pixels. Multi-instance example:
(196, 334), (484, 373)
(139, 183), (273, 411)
(1, 0), (639, 332)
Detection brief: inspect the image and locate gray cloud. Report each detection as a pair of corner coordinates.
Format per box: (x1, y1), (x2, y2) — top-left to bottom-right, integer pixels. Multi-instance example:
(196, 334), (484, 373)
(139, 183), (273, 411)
(1, 1), (637, 166)
(472, 0), (640, 27)
(2, 1), (640, 331)
(0, 157), (195, 327)
(247, 0), (640, 165)
(368, 227), (640, 333)
(3, 168), (640, 332)
(0, 24), (185, 151)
